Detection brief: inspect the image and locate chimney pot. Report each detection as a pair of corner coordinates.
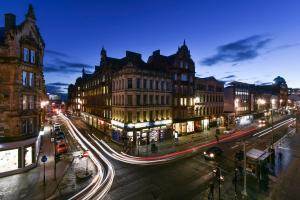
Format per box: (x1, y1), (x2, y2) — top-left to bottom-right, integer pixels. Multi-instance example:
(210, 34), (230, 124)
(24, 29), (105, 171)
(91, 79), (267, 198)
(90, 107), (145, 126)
(5, 13), (16, 30)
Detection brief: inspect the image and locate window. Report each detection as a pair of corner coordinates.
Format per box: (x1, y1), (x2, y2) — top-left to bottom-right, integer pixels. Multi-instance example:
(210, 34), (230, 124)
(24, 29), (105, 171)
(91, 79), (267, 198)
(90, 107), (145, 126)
(29, 73), (34, 87)
(23, 95), (28, 110)
(161, 96), (165, 105)
(174, 74), (177, 80)
(149, 80), (153, 90)
(137, 112), (140, 122)
(166, 110), (169, 119)
(185, 62), (188, 69)
(166, 96), (170, 105)
(23, 48), (29, 62)
(136, 78), (140, 89)
(143, 79), (147, 89)
(161, 110), (164, 119)
(156, 110), (159, 120)
(127, 95), (132, 106)
(30, 50), (35, 64)
(161, 81), (165, 91)
(29, 96), (34, 109)
(149, 95), (153, 105)
(128, 78), (132, 89)
(22, 71), (27, 86)
(181, 74), (188, 81)
(180, 61), (183, 68)
(143, 111), (147, 121)
(156, 95), (159, 105)
(166, 82), (169, 91)
(155, 80), (159, 90)
(136, 95), (140, 106)
(128, 111), (132, 123)
(149, 111), (153, 121)
(143, 94), (147, 105)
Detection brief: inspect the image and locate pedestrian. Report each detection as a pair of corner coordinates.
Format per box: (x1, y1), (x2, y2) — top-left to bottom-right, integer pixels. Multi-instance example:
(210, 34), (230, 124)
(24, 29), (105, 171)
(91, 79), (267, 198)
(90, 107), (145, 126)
(215, 135), (219, 142)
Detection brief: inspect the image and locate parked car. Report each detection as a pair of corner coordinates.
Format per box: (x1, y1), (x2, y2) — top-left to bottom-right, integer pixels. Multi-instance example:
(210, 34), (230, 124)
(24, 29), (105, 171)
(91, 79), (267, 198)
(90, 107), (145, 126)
(56, 142), (67, 154)
(203, 146), (223, 160)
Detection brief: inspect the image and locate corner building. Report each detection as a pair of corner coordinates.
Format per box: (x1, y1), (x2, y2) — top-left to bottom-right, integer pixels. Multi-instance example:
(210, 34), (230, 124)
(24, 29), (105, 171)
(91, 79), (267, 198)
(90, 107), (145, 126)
(0, 5), (46, 177)
(68, 41), (196, 143)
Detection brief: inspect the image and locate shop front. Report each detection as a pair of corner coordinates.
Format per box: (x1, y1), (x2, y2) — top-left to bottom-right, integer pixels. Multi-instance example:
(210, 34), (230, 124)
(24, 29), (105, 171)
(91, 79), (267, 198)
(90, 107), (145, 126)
(111, 119), (172, 146)
(82, 112), (111, 134)
(173, 121), (194, 136)
(0, 135), (40, 177)
(236, 114), (253, 127)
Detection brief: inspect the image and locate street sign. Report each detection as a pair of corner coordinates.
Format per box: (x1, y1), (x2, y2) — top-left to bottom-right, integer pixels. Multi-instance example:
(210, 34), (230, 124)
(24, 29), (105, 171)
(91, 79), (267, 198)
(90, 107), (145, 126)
(41, 155), (47, 163)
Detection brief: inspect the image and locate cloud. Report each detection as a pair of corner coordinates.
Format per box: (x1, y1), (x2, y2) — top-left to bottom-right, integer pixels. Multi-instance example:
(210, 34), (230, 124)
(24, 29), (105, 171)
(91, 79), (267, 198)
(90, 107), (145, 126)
(254, 80), (273, 85)
(201, 34), (272, 66)
(45, 49), (70, 58)
(46, 84), (65, 94)
(46, 82), (70, 97)
(44, 58), (93, 74)
(44, 49), (94, 74)
(47, 82), (69, 86)
(265, 43), (300, 54)
(221, 75), (236, 80)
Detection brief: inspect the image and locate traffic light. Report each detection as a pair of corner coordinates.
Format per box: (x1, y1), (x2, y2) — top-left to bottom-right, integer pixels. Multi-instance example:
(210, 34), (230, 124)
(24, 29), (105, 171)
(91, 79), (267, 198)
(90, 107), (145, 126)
(55, 154), (61, 162)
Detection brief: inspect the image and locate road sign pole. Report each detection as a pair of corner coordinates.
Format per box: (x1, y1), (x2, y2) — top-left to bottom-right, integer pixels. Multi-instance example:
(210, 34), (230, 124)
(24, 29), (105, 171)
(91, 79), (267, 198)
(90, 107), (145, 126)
(242, 141), (247, 196)
(43, 162), (46, 186)
(86, 157), (88, 175)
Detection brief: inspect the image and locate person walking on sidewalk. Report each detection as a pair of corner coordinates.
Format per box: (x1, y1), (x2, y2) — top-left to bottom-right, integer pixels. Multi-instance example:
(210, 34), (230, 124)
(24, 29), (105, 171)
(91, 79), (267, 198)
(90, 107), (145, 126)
(215, 134), (219, 142)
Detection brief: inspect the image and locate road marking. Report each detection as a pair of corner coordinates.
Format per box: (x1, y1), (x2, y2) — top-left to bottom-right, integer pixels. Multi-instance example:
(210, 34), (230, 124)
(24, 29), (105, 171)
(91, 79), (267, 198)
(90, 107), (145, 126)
(231, 145), (239, 149)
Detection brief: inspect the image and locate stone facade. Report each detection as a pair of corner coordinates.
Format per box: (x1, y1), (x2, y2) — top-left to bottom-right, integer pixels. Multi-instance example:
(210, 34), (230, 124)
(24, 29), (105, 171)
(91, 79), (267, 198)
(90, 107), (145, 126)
(0, 5), (46, 177)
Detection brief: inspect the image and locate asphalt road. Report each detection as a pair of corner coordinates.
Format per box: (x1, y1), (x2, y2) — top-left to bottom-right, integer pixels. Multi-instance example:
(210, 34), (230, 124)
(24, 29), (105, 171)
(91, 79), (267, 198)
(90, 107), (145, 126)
(68, 115), (295, 200)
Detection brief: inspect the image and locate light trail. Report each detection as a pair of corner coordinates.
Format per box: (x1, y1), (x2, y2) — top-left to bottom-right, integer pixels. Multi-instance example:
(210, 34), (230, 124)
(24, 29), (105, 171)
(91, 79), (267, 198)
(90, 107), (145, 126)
(59, 114), (115, 200)
(95, 117), (295, 165)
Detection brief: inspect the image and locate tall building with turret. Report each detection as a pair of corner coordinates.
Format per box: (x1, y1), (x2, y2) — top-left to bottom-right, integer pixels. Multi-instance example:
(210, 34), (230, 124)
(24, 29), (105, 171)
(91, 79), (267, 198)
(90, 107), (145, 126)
(0, 5), (46, 177)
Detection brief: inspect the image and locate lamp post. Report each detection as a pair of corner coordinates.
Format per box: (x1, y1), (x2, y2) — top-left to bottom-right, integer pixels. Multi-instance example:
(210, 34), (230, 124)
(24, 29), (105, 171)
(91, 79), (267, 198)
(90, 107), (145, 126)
(242, 140), (247, 197)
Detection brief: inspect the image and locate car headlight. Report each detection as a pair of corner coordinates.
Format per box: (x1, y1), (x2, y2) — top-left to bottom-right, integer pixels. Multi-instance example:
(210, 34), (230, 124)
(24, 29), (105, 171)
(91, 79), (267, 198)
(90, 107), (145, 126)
(220, 175), (224, 181)
(203, 151), (207, 155)
(209, 153), (215, 158)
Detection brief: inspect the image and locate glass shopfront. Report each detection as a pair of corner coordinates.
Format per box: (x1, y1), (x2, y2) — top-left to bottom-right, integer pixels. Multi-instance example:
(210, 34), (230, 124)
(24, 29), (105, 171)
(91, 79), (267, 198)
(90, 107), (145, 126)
(0, 149), (19, 173)
(25, 146), (33, 167)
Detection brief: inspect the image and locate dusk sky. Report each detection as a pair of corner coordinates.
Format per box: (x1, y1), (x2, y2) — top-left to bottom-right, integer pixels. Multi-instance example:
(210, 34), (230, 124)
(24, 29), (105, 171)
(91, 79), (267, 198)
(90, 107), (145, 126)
(1, 0), (300, 97)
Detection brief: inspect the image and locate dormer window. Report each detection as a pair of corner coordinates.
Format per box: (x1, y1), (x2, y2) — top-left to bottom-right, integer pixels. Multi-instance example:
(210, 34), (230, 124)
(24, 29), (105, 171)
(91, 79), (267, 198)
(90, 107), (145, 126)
(30, 50), (35, 64)
(23, 48), (29, 62)
(23, 48), (36, 64)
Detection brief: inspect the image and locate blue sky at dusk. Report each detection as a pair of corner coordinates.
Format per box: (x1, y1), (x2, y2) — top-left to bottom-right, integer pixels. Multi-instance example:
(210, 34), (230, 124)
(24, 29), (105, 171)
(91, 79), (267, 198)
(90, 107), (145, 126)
(1, 0), (300, 96)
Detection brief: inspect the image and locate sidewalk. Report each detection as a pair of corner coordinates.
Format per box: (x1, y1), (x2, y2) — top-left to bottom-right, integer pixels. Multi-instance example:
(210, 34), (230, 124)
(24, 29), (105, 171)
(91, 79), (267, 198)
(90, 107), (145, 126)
(0, 121), (96, 200)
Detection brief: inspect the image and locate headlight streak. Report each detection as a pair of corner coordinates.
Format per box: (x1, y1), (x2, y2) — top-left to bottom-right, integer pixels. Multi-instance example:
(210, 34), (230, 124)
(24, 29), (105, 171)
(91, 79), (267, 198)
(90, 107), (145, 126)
(60, 114), (115, 200)
(92, 118), (295, 165)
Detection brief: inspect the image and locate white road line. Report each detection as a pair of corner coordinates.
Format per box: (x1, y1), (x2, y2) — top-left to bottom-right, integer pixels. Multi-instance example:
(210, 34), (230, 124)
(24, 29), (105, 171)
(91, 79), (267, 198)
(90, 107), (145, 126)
(231, 145), (239, 149)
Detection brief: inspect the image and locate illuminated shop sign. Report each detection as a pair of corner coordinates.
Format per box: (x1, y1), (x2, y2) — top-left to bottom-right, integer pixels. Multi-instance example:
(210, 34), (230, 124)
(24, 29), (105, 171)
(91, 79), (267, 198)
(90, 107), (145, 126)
(111, 120), (125, 128)
(153, 120), (172, 126)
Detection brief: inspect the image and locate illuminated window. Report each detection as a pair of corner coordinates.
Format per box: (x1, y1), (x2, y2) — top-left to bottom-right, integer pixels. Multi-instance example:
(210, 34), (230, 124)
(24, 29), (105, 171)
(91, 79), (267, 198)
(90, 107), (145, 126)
(22, 71), (27, 86)
(25, 146), (33, 166)
(23, 95), (28, 110)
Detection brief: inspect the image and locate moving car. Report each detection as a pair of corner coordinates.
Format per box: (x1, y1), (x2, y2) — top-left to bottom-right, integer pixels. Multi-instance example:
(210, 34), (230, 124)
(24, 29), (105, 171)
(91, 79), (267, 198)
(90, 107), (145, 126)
(203, 146), (223, 160)
(224, 129), (235, 134)
(258, 118), (267, 124)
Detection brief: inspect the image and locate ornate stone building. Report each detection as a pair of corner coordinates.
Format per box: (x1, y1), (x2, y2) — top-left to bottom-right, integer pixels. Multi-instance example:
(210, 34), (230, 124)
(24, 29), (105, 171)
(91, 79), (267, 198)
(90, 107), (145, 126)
(68, 42), (196, 142)
(194, 76), (224, 131)
(0, 5), (46, 177)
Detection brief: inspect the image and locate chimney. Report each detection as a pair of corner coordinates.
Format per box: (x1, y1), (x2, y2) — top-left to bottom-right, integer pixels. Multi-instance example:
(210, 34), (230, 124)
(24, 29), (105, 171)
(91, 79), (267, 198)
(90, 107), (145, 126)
(153, 50), (160, 56)
(5, 13), (16, 30)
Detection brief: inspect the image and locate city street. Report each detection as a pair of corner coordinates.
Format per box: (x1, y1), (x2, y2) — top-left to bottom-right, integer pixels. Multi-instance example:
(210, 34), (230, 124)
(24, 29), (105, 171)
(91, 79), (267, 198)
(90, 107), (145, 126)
(61, 114), (296, 200)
